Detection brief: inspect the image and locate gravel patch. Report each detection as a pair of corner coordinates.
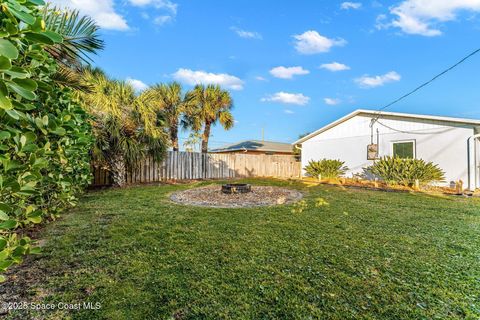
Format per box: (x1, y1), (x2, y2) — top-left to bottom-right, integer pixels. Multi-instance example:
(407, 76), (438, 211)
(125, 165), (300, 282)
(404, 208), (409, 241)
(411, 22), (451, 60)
(170, 185), (303, 208)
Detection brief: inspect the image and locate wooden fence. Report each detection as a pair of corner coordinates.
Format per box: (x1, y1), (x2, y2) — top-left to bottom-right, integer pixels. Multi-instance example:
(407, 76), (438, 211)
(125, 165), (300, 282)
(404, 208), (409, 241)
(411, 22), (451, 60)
(91, 151), (301, 186)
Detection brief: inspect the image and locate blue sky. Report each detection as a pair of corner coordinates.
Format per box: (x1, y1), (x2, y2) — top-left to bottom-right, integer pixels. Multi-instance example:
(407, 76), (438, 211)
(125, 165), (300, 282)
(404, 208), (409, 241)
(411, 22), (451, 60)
(56, 0), (480, 148)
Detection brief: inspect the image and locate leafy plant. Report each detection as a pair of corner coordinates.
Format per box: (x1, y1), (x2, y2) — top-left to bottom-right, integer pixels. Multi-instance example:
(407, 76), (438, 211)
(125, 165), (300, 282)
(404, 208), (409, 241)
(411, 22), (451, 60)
(304, 159), (348, 179)
(0, 0), (95, 279)
(367, 156), (445, 186)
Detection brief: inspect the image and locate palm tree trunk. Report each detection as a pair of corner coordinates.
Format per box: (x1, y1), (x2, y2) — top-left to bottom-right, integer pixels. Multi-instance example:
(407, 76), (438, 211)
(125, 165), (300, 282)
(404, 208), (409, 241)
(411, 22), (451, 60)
(201, 122), (211, 153)
(170, 124), (179, 151)
(109, 152), (126, 187)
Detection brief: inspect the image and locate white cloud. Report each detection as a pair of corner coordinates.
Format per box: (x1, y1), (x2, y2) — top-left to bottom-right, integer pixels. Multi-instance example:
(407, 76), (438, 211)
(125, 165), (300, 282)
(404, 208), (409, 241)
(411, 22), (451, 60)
(375, 14), (390, 30)
(49, 0), (128, 30)
(320, 62), (350, 72)
(261, 92), (310, 106)
(324, 98), (341, 105)
(293, 30), (346, 54)
(255, 76), (267, 81)
(284, 109), (295, 114)
(355, 71), (401, 88)
(269, 66), (310, 79)
(128, 0), (177, 13)
(126, 78), (149, 91)
(154, 15), (172, 25)
(129, 0), (178, 26)
(172, 68), (244, 90)
(341, 2), (362, 10)
(230, 27), (262, 39)
(385, 0), (480, 36)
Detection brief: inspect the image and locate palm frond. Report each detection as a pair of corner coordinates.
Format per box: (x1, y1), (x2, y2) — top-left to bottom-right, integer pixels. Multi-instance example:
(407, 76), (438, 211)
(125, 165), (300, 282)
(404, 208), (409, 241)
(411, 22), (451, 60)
(52, 65), (93, 92)
(43, 5), (104, 66)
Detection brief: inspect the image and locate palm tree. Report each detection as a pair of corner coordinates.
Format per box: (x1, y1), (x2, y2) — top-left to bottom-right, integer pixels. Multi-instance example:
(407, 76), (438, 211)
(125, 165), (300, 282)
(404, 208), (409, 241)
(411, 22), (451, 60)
(78, 69), (168, 187)
(184, 84), (234, 153)
(144, 82), (185, 151)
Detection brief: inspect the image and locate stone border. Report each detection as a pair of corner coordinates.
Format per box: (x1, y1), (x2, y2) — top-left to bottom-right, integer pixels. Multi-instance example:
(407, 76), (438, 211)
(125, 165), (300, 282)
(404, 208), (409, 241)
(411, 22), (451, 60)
(170, 185), (303, 208)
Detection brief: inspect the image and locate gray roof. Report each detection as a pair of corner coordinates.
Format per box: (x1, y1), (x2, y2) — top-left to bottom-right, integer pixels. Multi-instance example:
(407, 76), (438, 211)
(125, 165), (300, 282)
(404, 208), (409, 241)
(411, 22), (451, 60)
(210, 140), (293, 153)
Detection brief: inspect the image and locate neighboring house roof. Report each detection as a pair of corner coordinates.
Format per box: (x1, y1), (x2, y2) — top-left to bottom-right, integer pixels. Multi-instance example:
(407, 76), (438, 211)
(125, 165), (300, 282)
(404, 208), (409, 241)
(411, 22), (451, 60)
(211, 140), (293, 153)
(293, 109), (480, 145)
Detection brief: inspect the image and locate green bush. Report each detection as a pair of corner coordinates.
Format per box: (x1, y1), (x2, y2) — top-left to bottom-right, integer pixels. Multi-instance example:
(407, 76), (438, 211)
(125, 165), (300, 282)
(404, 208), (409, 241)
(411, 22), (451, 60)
(304, 159), (348, 179)
(367, 156), (445, 186)
(0, 0), (93, 280)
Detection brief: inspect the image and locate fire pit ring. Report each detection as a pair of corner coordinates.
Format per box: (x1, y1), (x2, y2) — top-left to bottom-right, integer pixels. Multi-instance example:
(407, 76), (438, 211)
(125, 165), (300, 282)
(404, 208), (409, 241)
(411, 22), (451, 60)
(170, 185), (303, 208)
(221, 183), (252, 194)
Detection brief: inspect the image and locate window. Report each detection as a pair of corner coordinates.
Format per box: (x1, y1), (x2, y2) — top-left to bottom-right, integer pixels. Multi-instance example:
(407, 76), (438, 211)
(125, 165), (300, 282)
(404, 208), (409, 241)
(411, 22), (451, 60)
(392, 140), (415, 159)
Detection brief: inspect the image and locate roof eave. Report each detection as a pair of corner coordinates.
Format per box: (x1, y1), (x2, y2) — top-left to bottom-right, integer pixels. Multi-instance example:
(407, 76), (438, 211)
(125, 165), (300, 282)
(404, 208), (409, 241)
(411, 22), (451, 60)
(292, 109), (480, 145)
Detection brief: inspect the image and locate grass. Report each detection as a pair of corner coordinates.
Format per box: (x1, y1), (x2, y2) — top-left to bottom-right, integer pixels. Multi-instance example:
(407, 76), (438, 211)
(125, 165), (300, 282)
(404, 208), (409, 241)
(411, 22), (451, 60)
(5, 179), (480, 319)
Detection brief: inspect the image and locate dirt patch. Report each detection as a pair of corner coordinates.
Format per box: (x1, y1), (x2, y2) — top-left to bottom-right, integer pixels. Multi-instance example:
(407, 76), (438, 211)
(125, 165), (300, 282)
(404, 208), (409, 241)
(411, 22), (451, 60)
(170, 185), (303, 208)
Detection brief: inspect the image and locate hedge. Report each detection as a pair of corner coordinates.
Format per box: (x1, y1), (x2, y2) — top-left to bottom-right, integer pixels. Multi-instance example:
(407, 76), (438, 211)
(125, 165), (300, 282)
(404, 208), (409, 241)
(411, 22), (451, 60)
(0, 0), (93, 280)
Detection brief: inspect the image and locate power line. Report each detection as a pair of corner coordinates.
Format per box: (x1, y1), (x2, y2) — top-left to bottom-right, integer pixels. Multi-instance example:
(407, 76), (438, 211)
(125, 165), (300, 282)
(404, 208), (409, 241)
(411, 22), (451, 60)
(371, 47), (480, 125)
(299, 124), (455, 145)
(375, 119), (452, 135)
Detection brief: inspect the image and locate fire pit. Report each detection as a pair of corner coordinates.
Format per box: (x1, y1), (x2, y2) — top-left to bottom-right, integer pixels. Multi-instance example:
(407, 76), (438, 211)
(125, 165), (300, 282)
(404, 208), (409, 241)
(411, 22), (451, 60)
(170, 185), (303, 208)
(221, 183), (252, 194)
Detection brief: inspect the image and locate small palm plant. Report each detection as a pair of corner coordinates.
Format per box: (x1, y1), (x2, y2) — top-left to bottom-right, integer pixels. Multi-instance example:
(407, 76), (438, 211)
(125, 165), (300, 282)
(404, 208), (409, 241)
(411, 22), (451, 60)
(304, 159), (348, 179)
(367, 156), (445, 187)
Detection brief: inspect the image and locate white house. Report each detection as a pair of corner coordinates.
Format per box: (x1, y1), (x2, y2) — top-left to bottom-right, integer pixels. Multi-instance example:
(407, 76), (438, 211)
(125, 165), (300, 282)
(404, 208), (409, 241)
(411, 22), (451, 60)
(293, 109), (480, 190)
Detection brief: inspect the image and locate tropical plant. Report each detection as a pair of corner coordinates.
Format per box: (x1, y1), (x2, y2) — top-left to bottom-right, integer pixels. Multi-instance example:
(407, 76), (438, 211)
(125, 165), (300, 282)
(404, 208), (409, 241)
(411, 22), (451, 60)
(77, 69), (168, 187)
(144, 82), (185, 151)
(42, 5), (104, 67)
(41, 5), (104, 91)
(304, 159), (348, 179)
(367, 156), (445, 186)
(0, 0), (95, 279)
(183, 132), (202, 152)
(184, 84), (234, 153)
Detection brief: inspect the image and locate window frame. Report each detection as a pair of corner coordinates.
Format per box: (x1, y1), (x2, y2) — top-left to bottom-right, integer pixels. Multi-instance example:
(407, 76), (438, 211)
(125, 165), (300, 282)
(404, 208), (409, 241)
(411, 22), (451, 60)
(391, 139), (416, 159)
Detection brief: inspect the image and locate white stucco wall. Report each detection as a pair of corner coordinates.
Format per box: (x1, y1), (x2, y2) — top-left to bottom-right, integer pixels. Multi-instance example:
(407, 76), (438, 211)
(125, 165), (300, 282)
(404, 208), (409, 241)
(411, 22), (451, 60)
(301, 114), (478, 187)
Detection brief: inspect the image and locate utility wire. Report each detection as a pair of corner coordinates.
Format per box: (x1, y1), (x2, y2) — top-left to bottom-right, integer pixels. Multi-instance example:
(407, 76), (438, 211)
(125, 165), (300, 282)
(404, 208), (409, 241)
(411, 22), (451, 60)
(371, 47), (480, 125)
(301, 125), (455, 144)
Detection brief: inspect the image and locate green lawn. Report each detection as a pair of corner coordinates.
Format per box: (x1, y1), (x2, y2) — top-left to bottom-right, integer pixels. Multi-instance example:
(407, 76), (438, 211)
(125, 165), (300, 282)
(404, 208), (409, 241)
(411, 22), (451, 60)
(5, 179), (480, 319)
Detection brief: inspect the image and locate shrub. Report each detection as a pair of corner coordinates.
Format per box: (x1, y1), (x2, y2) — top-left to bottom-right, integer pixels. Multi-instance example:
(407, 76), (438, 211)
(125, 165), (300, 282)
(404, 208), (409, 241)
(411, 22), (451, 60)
(0, 0), (93, 279)
(367, 156), (445, 186)
(304, 159), (348, 179)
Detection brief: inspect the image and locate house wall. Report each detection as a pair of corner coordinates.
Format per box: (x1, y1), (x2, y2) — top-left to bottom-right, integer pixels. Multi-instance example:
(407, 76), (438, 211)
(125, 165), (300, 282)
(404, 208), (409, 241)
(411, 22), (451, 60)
(301, 114), (477, 187)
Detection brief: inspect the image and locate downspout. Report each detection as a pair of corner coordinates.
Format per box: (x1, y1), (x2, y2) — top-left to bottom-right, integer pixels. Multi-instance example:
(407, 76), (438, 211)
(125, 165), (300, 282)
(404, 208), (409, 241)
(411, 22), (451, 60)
(294, 144), (302, 178)
(467, 133), (480, 191)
